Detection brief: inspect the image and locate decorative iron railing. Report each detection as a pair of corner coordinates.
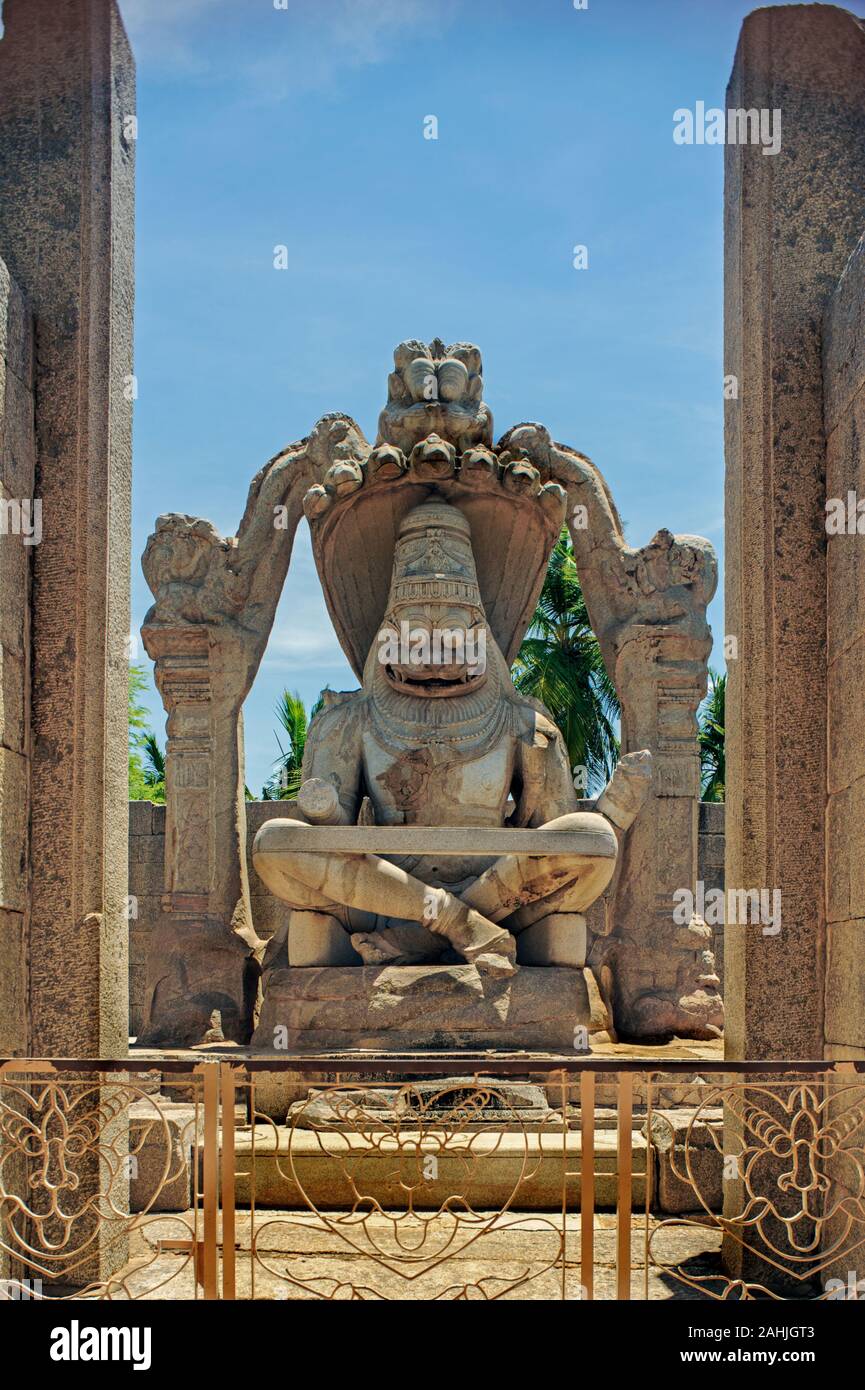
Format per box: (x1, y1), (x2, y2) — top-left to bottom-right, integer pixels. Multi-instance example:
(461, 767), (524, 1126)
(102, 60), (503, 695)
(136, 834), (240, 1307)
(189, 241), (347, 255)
(1, 1058), (863, 1301)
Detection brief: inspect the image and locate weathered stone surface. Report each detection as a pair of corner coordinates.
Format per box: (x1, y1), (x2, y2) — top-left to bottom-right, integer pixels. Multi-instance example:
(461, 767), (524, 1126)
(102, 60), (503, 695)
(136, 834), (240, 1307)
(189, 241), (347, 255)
(824, 230), (865, 433)
(286, 910), (361, 967)
(376, 339), (493, 457)
(139, 916), (259, 1048)
(0, 257), (33, 1069)
(0, 908), (27, 1054)
(0, 747), (28, 915)
(252, 964), (592, 1052)
(129, 1103), (195, 1214)
(645, 1109), (724, 1215)
(826, 921), (865, 1052)
(254, 821), (618, 859)
(824, 215), (865, 1061)
(699, 803), (724, 835)
(0, 518), (30, 662)
(724, 3), (865, 1063)
(0, 0), (135, 1057)
(287, 1078), (552, 1130)
(227, 1124), (650, 1212)
(127, 801), (725, 1036)
(516, 913), (588, 968)
(0, 646), (27, 760)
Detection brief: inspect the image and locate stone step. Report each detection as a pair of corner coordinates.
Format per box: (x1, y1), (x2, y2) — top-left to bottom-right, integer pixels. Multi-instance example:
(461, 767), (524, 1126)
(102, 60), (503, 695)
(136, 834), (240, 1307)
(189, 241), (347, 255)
(218, 1125), (651, 1211)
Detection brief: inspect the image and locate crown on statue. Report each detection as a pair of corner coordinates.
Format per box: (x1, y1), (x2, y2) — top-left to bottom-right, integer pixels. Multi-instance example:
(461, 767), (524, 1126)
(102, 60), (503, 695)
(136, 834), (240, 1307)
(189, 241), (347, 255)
(386, 499), (485, 616)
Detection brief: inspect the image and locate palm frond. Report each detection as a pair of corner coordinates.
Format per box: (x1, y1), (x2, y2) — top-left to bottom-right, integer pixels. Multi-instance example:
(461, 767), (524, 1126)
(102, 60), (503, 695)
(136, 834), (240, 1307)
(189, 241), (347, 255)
(142, 732), (165, 784)
(513, 528), (620, 794)
(699, 669), (726, 801)
(264, 688), (330, 799)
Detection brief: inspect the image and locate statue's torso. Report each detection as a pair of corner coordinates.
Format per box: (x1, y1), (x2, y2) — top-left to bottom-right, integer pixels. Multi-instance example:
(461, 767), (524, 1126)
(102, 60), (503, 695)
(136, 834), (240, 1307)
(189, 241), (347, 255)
(300, 670), (578, 889)
(360, 728), (515, 887)
(361, 730), (515, 827)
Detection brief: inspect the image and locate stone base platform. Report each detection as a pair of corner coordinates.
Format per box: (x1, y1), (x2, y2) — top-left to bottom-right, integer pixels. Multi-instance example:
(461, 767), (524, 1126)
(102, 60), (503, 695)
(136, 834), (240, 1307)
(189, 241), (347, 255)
(126, 1038), (724, 1124)
(251, 964), (592, 1052)
(226, 1125), (650, 1211)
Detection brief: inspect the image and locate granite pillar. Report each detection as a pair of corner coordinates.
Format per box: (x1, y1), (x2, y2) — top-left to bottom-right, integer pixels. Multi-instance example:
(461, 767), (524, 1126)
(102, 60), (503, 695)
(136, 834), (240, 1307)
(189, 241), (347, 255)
(724, 3), (865, 1063)
(0, 0), (135, 1057)
(723, 2), (865, 1292)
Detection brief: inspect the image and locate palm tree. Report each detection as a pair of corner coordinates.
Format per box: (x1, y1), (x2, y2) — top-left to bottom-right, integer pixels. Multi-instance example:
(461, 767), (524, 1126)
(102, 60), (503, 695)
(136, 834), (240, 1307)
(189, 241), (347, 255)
(142, 731), (165, 791)
(512, 529), (620, 795)
(699, 668), (725, 802)
(262, 689), (327, 799)
(128, 663), (166, 803)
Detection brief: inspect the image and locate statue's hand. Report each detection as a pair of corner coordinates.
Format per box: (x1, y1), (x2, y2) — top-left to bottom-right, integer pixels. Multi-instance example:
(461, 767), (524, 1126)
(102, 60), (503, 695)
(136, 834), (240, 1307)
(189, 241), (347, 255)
(595, 750), (653, 830)
(297, 778), (351, 826)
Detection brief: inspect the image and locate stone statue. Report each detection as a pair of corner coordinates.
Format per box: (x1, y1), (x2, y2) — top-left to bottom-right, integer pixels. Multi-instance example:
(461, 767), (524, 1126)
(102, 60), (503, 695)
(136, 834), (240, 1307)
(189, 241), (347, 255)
(253, 496), (653, 983)
(139, 337), (723, 1048)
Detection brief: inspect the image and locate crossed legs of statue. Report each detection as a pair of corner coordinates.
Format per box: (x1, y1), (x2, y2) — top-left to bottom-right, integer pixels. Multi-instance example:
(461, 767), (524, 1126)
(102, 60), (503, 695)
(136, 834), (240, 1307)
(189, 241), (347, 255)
(255, 831), (516, 976)
(254, 812), (618, 978)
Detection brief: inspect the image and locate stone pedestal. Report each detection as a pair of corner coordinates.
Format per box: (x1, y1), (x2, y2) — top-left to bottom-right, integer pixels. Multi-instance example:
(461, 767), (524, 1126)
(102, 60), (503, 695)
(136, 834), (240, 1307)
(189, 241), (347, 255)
(252, 964), (593, 1052)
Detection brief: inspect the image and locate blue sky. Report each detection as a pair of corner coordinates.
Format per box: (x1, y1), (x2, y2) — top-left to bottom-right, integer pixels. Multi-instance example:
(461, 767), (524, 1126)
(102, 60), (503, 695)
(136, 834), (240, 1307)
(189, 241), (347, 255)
(121, 0), (865, 795)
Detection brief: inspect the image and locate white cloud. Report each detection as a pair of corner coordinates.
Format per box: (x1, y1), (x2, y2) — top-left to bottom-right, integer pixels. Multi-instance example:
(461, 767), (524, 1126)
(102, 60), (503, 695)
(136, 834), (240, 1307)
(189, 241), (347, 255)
(243, 0), (460, 102)
(119, 0), (227, 73)
(263, 624), (347, 667)
(120, 0), (459, 93)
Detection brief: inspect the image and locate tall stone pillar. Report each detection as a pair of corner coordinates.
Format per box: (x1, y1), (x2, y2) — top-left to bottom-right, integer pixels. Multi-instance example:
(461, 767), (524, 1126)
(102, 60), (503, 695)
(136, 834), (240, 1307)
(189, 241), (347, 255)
(824, 234), (865, 1061)
(0, 257), (35, 1060)
(724, 4), (865, 1061)
(723, 4), (865, 1293)
(0, 0), (135, 1056)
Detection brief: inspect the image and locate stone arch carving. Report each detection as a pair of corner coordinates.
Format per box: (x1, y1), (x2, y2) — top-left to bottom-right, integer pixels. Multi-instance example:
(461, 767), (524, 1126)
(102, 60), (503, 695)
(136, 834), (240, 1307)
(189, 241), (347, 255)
(138, 341), (721, 1045)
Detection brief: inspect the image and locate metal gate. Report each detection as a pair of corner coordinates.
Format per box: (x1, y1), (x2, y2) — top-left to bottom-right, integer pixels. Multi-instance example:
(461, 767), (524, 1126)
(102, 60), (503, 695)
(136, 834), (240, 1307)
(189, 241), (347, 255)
(1, 1058), (863, 1300)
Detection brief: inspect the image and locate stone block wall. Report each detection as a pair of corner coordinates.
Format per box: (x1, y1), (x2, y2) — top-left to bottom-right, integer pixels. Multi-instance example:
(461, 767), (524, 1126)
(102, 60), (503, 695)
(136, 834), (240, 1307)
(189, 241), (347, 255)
(823, 230), (865, 1059)
(128, 799), (726, 1039)
(0, 257), (35, 1055)
(698, 802), (725, 988)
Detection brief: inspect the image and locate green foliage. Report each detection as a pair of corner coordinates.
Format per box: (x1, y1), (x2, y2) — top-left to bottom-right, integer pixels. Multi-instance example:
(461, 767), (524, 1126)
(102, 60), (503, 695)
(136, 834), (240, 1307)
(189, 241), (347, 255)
(699, 668), (725, 802)
(512, 529), (620, 795)
(263, 688), (327, 799)
(128, 663), (166, 803)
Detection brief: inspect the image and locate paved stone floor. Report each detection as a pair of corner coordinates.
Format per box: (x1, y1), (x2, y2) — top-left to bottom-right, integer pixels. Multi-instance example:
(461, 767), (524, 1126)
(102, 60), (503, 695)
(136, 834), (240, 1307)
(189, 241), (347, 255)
(109, 1038), (771, 1300)
(113, 1210), (729, 1300)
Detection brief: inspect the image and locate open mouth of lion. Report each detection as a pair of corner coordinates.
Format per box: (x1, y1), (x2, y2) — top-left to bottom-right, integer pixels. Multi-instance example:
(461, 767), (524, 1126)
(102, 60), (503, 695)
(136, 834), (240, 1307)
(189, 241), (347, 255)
(384, 665), (487, 698)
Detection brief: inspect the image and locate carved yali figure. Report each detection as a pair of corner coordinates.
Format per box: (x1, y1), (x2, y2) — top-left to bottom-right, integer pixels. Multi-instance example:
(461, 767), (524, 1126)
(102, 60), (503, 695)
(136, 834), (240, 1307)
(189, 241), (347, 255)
(253, 498), (653, 978)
